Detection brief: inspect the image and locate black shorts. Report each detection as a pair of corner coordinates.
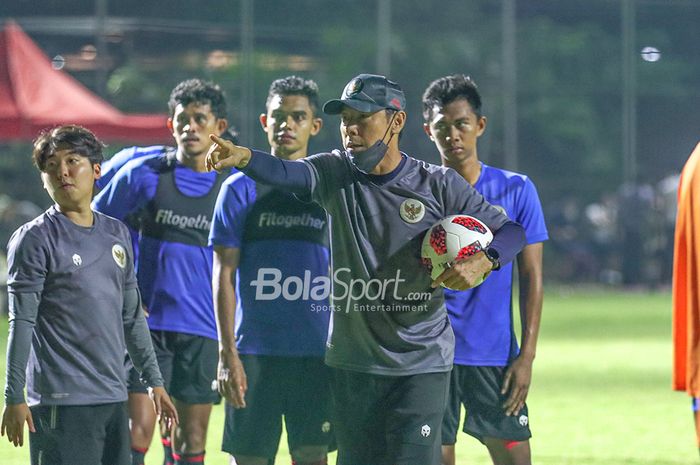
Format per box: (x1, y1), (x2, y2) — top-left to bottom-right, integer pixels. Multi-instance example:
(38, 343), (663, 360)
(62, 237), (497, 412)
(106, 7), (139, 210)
(222, 355), (334, 459)
(29, 402), (130, 465)
(332, 368), (449, 465)
(126, 330), (219, 404)
(442, 365), (532, 445)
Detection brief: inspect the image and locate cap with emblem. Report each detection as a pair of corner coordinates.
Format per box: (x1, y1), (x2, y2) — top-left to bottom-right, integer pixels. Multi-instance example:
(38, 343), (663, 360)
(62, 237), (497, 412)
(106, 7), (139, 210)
(323, 74), (406, 115)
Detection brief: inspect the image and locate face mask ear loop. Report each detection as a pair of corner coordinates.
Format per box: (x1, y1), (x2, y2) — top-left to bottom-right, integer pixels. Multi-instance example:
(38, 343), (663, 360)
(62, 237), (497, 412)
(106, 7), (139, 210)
(380, 112), (397, 146)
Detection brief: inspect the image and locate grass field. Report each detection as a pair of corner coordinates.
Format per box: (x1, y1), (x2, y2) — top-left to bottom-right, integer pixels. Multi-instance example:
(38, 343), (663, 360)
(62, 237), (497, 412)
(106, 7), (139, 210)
(0, 289), (696, 464)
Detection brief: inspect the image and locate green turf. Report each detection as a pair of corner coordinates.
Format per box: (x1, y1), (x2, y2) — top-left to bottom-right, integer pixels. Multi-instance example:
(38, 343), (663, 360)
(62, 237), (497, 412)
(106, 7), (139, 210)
(0, 290), (696, 464)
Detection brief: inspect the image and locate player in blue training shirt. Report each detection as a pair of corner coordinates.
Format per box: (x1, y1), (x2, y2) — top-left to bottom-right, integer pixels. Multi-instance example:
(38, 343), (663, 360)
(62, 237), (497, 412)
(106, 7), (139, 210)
(2, 125), (178, 464)
(206, 73), (527, 465)
(210, 76), (333, 465)
(93, 79), (231, 465)
(96, 132), (237, 269)
(423, 75), (548, 465)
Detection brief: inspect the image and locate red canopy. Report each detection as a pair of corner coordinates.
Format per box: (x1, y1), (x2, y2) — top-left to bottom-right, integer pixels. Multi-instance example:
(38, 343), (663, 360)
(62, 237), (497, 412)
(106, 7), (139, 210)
(0, 21), (170, 143)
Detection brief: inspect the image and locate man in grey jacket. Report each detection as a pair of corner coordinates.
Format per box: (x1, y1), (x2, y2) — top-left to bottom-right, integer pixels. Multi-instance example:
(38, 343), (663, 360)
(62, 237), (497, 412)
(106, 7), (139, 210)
(1, 125), (178, 465)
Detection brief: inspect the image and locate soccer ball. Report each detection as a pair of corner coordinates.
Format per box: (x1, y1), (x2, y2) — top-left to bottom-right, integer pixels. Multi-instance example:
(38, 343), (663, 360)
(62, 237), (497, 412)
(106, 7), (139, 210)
(421, 215), (493, 289)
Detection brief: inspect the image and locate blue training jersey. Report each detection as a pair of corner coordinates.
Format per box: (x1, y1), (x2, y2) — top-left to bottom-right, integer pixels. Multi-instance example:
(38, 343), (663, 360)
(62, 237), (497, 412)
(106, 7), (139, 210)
(96, 146), (169, 262)
(209, 172), (331, 357)
(445, 163), (548, 366)
(97, 145), (169, 190)
(93, 149), (229, 340)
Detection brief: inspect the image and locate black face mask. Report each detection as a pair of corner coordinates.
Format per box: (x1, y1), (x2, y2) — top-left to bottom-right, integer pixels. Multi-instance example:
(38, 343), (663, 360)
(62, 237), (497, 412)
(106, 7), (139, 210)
(348, 113), (396, 174)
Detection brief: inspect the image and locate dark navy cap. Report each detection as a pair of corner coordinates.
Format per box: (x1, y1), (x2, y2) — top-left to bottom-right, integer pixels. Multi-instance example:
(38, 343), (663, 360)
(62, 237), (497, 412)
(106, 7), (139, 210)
(323, 74), (406, 115)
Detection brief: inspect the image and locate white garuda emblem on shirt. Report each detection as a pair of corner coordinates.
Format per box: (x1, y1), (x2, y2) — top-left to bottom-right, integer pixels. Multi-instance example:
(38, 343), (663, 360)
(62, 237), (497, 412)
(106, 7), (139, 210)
(112, 244), (127, 269)
(399, 198), (425, 223)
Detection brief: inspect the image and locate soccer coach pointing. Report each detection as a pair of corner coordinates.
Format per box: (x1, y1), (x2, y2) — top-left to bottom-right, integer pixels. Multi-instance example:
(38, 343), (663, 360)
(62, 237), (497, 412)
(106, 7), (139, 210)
(207, 74), (526, 465)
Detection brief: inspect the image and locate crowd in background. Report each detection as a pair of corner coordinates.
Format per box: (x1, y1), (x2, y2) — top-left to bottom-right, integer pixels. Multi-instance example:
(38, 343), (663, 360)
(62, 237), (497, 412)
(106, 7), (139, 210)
(545, 174), (679, 288)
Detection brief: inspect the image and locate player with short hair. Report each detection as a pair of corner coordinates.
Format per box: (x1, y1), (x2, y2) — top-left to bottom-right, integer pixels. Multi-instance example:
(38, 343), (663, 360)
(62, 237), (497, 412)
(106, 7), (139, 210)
(1, 125), (178, 464)
(210, 75), (332, 465)
(422, 74), (548, 465)
(206, 73), (527, 465)
(93, 79), (231, 465)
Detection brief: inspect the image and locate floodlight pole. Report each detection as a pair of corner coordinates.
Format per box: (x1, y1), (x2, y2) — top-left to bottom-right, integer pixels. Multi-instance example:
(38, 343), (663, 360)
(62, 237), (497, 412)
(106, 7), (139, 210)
(502, 0), (518, 172)
(240, 0), (254, 146)
(376, 0), (391, 77)
(95, 0), (108, 97)
(622, 0), (637, 185)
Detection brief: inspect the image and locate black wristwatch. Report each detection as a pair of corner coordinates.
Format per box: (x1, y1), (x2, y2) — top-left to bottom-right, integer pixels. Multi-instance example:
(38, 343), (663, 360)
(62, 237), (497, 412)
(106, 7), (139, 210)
(484, 247), (501, 270)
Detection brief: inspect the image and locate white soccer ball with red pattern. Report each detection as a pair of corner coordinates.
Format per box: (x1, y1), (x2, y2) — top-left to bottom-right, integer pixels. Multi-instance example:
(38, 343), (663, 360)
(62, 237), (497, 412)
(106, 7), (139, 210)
(421, 215), (493, 289)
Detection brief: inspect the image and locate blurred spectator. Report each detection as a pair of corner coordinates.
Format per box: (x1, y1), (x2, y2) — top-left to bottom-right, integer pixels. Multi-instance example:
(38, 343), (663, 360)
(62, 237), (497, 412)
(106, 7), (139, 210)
(584, 192), (620, 285)
(618, 183), (656, 286)
(546, 197), (598, 282)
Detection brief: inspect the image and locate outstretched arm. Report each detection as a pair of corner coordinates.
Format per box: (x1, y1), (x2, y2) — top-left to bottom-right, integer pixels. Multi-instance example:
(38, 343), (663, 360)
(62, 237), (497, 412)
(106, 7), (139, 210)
(206, 134), (313, 196)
